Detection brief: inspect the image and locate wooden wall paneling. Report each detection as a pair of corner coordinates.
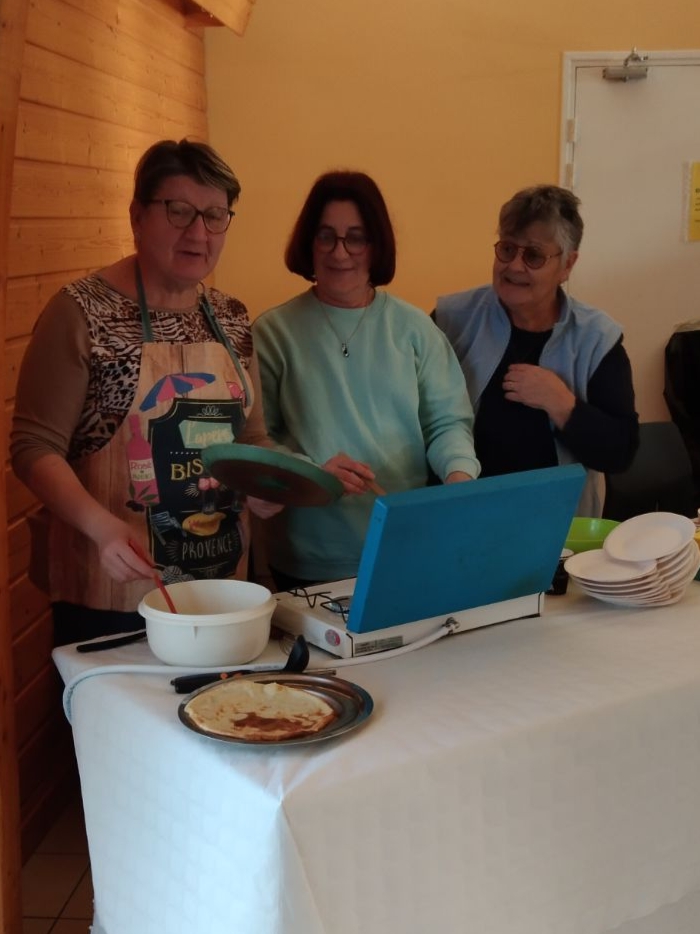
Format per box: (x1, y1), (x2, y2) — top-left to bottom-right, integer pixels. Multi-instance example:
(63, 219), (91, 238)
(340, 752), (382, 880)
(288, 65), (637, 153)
(18, 711), (73, 815)
(12, 160), (133, 218)
(6, 468), (38, 523)
(15, 102), (167, 172)
(1, 404), (10, 455)
(12, 612), (55, 691)
(28, 0), (207, 112)
(5, 270), (89, 340)
(4, 336), (30, 402)
(0, 0), (29, 920)
(9, 572), (50, 642)
(64, 0), (206, 70)
(16, 708), (76, 858)
(10, 521), (67, 863)
(7, 516), (31, 581)
(21, 46), (208, 138)
(4, 0), (213, 877)
(14, 663), (62, 751)
(8, 217), (133, 278)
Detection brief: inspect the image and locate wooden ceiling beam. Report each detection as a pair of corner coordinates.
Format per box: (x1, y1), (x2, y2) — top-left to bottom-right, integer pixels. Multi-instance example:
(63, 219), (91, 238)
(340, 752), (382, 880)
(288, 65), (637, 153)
(181, 0), (255, 36)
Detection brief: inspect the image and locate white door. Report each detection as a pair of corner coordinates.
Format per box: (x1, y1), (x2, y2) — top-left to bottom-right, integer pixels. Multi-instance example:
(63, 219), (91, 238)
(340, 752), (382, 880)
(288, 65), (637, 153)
(561, 51), (700, 422)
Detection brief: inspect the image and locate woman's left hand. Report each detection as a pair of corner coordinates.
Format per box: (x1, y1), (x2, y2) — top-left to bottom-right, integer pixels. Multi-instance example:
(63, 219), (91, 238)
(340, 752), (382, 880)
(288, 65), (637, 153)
(247, 496), (285, 519)
(502, 363), (576, 428)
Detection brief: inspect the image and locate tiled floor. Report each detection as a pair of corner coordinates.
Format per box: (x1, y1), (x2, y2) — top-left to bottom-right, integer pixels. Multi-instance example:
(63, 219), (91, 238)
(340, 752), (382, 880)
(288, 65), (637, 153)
(21, 796), (93, 934)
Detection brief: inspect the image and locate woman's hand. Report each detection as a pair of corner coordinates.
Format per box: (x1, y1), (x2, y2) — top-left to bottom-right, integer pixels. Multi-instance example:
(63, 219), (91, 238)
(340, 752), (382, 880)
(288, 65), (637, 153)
(247, 496), (284, 519)
(22, 453), (155, 583)
(92, 516), (155, 583)
(323, 452), (378, 495)
(445, 471), (473, 483)
(502, 363), (576, 429)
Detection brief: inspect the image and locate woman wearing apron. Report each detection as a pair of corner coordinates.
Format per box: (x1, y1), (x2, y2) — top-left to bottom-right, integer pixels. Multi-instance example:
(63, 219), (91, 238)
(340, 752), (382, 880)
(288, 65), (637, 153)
(11, 139), (279, 644)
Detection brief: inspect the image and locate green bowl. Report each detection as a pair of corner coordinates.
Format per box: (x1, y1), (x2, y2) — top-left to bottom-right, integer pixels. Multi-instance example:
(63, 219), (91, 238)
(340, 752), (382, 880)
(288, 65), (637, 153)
(564, 517), (620, 553)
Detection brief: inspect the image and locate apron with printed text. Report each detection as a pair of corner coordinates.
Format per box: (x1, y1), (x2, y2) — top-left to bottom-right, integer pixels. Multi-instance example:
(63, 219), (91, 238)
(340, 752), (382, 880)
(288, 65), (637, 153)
(49, 291), (253, 612)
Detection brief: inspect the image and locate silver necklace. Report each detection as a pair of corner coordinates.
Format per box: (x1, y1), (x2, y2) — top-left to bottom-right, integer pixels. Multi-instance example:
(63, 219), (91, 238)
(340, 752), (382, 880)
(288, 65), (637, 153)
(314, 288), (374, 357)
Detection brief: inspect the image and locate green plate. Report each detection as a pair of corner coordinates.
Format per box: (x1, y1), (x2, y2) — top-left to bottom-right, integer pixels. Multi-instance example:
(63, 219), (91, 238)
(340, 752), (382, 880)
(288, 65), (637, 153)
(202, 444), (344, 507)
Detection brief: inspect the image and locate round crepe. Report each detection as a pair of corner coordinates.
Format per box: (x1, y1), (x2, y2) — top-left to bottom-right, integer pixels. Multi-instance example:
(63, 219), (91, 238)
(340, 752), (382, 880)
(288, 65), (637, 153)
(184, 679), (337, 741)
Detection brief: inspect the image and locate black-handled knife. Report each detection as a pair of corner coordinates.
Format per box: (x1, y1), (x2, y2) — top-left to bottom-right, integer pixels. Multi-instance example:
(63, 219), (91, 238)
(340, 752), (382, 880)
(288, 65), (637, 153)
(76, 629), (147, 653)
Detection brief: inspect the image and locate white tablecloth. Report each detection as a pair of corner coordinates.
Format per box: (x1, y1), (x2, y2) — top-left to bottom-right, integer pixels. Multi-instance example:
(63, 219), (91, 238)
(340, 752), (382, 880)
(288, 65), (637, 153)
(53, 586), (700, 934)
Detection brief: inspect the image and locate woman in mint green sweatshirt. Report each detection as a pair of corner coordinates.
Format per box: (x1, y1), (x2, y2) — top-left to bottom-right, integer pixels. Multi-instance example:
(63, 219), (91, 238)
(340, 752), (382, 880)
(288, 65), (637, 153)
(253, 171), (480, 588)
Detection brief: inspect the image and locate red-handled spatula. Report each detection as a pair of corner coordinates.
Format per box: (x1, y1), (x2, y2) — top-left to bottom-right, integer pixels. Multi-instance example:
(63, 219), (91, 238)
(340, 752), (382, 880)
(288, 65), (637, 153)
(129, 539), (179, 614)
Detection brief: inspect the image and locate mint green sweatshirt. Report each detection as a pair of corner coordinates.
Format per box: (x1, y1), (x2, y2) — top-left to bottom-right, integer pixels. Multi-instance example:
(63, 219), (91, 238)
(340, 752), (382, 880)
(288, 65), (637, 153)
(253, 289), (480, 581)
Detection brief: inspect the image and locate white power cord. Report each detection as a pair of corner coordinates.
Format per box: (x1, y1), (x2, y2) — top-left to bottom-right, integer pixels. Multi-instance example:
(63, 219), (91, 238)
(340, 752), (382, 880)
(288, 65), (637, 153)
(61, 657), (295, 722)
(61, 617), (460, 721)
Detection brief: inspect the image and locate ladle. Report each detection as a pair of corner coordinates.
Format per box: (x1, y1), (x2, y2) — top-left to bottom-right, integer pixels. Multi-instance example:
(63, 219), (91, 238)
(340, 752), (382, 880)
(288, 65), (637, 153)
(170, 634), (311, 694)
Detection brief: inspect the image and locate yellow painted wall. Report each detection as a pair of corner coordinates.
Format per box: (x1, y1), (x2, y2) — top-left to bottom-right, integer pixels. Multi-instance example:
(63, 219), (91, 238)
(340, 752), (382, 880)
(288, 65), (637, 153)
(206, 0), (700, 318)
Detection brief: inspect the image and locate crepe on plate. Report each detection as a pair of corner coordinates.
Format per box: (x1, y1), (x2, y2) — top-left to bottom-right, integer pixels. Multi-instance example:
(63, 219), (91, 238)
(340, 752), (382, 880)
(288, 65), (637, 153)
(184, 679), (337, 741)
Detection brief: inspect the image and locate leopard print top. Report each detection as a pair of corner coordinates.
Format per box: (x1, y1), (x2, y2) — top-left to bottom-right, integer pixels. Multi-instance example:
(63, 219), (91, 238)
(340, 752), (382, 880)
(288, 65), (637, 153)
(65, 274), (254, 461)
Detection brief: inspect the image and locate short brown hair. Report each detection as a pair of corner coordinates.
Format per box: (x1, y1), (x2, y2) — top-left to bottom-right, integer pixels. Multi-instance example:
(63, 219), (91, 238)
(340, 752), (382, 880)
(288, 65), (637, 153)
(133, 138), (241, 207)
(498, 185), (584, 255)
(285, 171), (396, 285)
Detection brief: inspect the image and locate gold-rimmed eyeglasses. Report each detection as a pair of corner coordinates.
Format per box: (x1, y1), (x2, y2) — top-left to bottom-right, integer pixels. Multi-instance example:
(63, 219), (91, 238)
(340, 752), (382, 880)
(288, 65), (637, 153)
(494, 240), (563, 270)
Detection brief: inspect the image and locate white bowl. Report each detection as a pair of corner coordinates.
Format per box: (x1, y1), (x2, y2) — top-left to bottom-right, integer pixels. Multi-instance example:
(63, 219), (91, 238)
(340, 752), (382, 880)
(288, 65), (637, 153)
(138, 579), (275, 667)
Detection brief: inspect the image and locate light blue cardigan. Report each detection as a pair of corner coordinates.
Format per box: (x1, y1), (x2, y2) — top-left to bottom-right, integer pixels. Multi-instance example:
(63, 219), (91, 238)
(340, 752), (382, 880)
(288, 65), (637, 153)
(435, 285), (623, 514)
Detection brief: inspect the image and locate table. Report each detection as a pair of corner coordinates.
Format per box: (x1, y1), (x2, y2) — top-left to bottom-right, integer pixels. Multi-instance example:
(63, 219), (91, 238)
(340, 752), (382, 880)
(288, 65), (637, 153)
(53, 585), (700, 934)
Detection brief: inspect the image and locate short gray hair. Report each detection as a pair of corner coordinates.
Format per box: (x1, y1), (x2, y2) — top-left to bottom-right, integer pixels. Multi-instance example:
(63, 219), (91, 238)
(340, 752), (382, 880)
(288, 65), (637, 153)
(498, 185), (583, 257)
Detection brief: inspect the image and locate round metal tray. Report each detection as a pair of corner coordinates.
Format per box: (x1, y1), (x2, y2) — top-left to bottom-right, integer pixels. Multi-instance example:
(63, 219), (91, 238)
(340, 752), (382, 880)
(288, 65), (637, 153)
(178, 672), (374, 746)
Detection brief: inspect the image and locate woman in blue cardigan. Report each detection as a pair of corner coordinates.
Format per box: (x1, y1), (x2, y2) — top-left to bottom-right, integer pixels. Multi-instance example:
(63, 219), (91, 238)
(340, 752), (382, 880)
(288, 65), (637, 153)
(434, 185), (639, 515)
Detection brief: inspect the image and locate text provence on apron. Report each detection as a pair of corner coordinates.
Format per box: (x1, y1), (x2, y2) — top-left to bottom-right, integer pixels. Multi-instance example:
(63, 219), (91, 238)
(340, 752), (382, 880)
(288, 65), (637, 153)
(49, 266), (254, 612)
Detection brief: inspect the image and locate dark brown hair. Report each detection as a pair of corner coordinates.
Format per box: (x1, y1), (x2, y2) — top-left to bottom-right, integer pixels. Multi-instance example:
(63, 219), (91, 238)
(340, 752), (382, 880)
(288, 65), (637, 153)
(285, 170), (396, 285)
(133, 138), (241, 207)
(498, 185), (584, 255)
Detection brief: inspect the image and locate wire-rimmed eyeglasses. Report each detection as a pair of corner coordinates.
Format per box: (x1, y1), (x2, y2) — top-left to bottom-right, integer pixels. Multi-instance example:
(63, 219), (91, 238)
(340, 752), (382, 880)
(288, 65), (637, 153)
(148, 199), (234, 234)
(493, 240), (563, 270)
(314, 227), (370, 255)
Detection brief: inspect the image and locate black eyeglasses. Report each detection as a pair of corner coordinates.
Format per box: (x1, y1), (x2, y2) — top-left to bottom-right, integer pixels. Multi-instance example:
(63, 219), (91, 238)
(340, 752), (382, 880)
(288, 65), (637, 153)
(314, 227), (370, 255)
(494, 240), (563, 270)
(148, 199), (234, 234)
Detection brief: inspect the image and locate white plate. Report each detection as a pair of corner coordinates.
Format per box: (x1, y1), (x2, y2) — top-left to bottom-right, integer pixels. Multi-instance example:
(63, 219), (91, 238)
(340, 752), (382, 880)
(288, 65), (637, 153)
(603, 512), (695, 562)
(576, 580), (670, 597)
(586, 589), (688, 608)
(565, 549), (656, 583)
(569, 571), (664, 591)
(657, 541), (697, 573)
(568, 570), (661, 589)
(660, 552), (696, 582)
(660, 550), (700, 589)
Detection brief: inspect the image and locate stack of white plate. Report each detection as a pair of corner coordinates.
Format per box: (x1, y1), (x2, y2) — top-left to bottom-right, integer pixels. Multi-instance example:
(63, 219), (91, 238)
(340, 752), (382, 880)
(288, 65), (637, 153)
(564, 512), (700, 607)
